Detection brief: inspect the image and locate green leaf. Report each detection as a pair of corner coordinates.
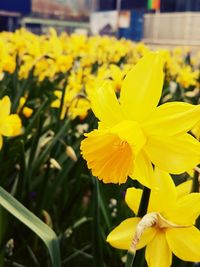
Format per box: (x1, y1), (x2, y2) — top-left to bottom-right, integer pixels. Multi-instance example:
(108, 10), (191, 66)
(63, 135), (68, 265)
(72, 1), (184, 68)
(0, 186), (61, 267)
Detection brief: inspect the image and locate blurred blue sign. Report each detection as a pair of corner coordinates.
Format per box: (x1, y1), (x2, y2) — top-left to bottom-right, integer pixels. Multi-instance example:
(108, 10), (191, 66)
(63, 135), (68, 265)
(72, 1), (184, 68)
(0, 0), (31, 14)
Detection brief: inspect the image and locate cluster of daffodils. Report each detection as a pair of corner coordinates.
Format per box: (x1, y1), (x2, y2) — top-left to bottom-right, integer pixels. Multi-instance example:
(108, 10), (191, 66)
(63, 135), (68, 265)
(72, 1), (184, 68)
(81, 53), (200, 266)
(0, 29), (199, 121)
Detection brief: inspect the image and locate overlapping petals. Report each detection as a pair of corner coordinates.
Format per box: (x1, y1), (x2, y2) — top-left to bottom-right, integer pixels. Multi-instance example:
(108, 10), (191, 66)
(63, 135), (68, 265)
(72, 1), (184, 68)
(107, 169), (200, 266)
(81, 52), (200, 185)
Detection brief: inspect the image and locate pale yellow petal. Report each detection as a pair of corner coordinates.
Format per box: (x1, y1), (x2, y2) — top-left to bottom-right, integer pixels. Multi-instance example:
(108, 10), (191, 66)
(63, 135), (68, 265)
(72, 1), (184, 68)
(125, 188), (142, 214)
(166, 193), (200, 225)
(89, 81), (124, 126)
(149, 168), (177, 213)
(145, 133), (200, 174)
(145, 230), (172, 267)
(176, 180), (192, 199)
(120, 52), (164, 122)
(143, 102), (200, 136)
(130, 152), (154, 188)
(166, 227), (200, 262)
(106, 217), (156, 250)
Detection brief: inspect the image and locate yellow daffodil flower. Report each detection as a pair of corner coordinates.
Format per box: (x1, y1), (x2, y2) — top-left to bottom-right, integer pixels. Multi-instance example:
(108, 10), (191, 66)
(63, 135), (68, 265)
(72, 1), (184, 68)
(81, 52), (200, 186)
(107, 168), (200, 267)
(0, 96), (22, 149)
(176, 66), (198, 88)
(51, 89), (90, 120)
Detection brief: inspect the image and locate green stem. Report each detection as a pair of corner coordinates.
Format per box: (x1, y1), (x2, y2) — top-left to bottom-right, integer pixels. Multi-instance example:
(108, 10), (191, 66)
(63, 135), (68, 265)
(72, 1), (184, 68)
(125, 251), (135, 267)
(125, 186), (150, 267)
(92, 177), (104, 267)
(137, 187), (151, 217)
(0, 207), (5, 267)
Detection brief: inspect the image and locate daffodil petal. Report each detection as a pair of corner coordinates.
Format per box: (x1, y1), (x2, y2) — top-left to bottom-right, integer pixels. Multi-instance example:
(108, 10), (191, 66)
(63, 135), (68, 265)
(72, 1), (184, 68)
(149, 168), (176, 213)
(146, 231), (172, 267)
(130, 152), (153, 188)
(192, 121), (200, 140)
(120, 52), (164, 122)
(106, 217), (156, 250)
(143, 102), (200, 136)
(0, 122), (12, 136)
(125, 188), (142, 214)
(145, 133), (200, 174)
(166, 226), (200, 262)
(177, 180), (192, 199)
(166, 193), (200, 225)
(5, 115), (22, 136)
(89, 81), (124, 126)
(0, 96), (11, 117)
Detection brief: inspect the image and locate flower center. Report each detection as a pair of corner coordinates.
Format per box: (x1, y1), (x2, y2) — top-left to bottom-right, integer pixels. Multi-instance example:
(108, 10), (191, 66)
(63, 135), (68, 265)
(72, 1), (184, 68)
(81, 120), (146, 184)
(129, 212), (189, 254)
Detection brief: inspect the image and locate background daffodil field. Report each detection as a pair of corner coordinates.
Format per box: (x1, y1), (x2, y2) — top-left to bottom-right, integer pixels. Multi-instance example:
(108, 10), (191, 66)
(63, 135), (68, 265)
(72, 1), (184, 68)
(0, 28), (200, 267)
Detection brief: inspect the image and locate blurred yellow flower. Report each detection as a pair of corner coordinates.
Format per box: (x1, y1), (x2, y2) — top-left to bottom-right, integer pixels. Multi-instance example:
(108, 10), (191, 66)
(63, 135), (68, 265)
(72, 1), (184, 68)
(81, 52), (200, 186)
(51, 89), (90, 120)
(107, 168), (200, 267)
(18, 97), (33, 118)
(0, 96), (22, 149)
(176, 66), (199, 88)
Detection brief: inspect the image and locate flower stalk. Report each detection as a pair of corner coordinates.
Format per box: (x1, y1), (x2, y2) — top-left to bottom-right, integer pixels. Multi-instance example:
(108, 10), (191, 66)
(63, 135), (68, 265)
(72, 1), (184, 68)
(125, 186), (151, 267)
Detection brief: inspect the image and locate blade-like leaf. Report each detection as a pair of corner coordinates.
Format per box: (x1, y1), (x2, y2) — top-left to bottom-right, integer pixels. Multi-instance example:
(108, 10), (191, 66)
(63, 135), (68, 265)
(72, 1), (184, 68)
(0, 186), (61, 267)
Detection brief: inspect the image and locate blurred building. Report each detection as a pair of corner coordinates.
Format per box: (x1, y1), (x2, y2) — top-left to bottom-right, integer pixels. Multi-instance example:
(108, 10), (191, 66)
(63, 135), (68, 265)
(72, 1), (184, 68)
(0, 0), (91, 33)
(96, 0), (200, 45)
(0, 0), (200, 45)
(98, 0), (200, 12)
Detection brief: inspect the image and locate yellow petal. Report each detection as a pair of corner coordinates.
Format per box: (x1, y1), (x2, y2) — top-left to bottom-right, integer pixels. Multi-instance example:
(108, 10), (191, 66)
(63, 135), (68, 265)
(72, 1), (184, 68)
(0, 122), (12, 136)
(125, 188), (142, 214)
(81, 129), (134, 184)
(166, 193), (200, 225)
(120, 52), (164, 122)
(145, 230), (172, 267)
(192, 121), (200, 140)
(0, 115), (22, 136)
(130, 152), (153, 188)
(176, 180), (192, 199)
(143, 102), (200, 136)
(166, 226), (200, 262)
(51, 99), (60, 108)
(106, 217), (156, 250)
(149, 168), (176, 213)
(0, 96), (11, 117)
(145, 133), (200, 174)
(89, 81), (124, 127)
